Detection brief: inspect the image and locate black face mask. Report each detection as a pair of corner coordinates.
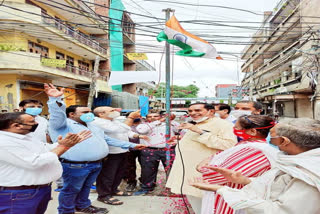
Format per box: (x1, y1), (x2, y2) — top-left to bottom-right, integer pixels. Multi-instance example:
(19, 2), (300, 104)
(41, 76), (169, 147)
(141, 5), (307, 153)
(19, 123), (39, 132)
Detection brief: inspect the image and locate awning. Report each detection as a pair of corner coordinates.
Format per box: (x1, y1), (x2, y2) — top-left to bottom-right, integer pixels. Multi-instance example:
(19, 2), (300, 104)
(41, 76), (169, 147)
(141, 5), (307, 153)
(109, 71), (158, 86)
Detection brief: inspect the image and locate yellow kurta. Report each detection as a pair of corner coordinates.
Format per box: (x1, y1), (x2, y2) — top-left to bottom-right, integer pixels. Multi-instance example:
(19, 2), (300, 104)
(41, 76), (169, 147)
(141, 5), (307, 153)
(166, 117), (237, 197)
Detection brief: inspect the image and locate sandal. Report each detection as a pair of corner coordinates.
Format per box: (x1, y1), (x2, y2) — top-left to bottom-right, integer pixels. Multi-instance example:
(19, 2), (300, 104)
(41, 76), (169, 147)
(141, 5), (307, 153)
(97, 196), (124, 205)
(114, 191), (132, 196)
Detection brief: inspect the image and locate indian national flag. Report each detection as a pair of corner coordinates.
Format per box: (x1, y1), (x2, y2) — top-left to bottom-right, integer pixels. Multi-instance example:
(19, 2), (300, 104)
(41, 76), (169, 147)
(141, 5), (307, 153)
(157, 15), (222, 59)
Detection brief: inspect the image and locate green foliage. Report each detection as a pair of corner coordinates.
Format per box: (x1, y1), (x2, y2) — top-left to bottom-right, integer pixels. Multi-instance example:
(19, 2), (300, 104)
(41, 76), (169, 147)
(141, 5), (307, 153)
(150, 83), (200, 98)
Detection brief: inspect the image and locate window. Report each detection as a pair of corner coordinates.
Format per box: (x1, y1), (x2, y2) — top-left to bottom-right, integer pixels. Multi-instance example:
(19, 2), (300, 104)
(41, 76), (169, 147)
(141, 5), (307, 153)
(66, 56), (74, 66)
(56, 51), (65, 59)
(78, 60), (89, 72)
(28, 41), (48, 57)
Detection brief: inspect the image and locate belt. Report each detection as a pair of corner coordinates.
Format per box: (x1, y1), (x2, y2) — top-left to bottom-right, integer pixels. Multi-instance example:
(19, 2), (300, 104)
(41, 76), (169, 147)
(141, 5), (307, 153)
(59, 158), (102, 164)
(0, 183), (51, 191)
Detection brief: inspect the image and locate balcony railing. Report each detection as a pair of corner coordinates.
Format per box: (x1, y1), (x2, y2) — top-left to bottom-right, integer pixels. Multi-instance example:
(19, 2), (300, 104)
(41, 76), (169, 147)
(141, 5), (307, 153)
(137, 60), (155, 71)
(42, 15), (108, 55)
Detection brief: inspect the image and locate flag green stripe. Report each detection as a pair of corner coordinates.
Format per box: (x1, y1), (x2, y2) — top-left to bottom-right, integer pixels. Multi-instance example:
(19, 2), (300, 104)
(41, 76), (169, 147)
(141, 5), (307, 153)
(157, 31), (205, 57)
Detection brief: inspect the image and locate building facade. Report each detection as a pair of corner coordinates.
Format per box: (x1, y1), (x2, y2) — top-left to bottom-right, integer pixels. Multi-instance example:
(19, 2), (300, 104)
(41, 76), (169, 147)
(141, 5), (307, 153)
(215, 84), (237, 98)
(0, 0), (155, 113)
(241, 0), (320, 119)
(0, 0), (111, 113)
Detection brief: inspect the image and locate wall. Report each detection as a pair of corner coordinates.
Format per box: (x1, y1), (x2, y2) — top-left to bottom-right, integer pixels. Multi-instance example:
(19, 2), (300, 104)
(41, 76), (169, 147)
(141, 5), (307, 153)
(282, 101), (295, 118)
(296, 98), (313, 118)
(111, 90), (138, 109)
(0, 75), (18, 111)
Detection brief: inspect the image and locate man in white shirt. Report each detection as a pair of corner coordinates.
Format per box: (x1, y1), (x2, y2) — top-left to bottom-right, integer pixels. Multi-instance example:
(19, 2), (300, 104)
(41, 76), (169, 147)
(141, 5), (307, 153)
(92, 107), (148, 205)
(133, 112), (178, 196)
(0, 112), (90, 214)
(214, 103), (236, 123)
(19, 99), (49, 143)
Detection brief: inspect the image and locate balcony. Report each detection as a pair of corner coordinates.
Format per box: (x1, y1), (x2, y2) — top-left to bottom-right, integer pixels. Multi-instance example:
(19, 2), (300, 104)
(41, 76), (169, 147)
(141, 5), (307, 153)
(0, 1), (108, 60)
(32, 0), (107, 34)
(42, 15), (107, 55)
(136, 60), (155, 71)
(0, 51), (111, 92)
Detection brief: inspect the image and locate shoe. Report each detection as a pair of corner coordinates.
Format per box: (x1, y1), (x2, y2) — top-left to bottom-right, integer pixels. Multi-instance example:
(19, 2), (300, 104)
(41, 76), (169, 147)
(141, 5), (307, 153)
(125, 183), (136, 192)
(97, 196), (124, 205)
(75, 205), (109, 213)
(133, 189), (151, 196)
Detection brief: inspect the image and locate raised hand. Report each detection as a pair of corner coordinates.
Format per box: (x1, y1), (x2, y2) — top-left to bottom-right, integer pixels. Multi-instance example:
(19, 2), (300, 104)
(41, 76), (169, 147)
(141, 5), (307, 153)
(204, 166), (251, 185)
(77, 130), (92, 143)
(178, 122), (194, 130)
(167, 136), (178, 145)
(128, 110), (141, 119)
(188, 177), (222, 192)
(57, 130), (92, 148)
(196, 156), (212, 172)
(44, 83), (65, 97)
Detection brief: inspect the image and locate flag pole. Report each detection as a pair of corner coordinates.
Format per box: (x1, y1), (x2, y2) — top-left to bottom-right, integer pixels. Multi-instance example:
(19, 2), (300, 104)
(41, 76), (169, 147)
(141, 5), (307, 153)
(162, 8), (174, 170)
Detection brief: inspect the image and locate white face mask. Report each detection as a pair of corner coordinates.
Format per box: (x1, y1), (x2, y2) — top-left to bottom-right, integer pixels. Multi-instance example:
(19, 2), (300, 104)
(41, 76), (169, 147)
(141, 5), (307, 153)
(193, 116), (209, 123)
(214, 113), (221, 118)
(230, 110), (252, 119)
(108, 111), (120, 119)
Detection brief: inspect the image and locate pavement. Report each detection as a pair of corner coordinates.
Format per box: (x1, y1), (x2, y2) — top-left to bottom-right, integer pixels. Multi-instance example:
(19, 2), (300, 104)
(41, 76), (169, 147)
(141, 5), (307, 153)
(46, 190), (191, 214)
(46, 163), (194, 214)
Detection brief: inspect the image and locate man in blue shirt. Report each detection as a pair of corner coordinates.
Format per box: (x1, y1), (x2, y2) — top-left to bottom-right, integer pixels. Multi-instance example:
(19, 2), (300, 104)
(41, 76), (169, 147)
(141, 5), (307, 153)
(44, 83), (146, 214)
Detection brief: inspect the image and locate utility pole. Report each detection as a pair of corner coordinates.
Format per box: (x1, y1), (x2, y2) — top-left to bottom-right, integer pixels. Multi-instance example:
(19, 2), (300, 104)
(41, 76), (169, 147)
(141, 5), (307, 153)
(162, 8), (174, 167)
(88, 56), (100, 108)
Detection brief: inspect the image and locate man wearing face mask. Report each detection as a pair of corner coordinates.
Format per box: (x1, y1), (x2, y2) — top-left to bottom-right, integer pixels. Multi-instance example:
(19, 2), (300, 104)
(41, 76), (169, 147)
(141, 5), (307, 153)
(19, 99), (49, 143)
(214, 103), (236, 123)
(0, 112), (92, 214)
(91, 107), (149, 205)
(231, 100), (263, 119)
(166, 103), (237, 214)
(44, 84), (146, 214)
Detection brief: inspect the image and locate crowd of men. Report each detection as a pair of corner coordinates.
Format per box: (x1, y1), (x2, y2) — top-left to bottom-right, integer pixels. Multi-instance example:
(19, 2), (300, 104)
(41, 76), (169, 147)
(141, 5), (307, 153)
(1, 83), (320, 214)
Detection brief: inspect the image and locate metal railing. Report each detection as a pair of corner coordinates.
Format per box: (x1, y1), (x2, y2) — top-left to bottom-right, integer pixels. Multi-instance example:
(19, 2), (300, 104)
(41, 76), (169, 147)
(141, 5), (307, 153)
(136, 60), (155, 71)
(42, 15), (108, 55)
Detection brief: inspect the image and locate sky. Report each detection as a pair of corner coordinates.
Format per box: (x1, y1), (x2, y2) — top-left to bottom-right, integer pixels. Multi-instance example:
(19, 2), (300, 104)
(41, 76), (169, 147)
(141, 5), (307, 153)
(122, 0), (281, 97)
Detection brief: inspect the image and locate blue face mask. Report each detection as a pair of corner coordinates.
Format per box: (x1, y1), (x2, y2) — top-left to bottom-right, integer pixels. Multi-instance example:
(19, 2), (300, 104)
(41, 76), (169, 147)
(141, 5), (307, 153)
(80, 112), (95, 123)
(267, 134), (279, 150)
(25, 107), (42, 116)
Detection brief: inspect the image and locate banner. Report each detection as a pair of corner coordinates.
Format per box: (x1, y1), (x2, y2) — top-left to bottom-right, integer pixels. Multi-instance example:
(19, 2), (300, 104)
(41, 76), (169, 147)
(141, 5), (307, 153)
(126, 53), (148, 60)
(41, 58), (66, 68)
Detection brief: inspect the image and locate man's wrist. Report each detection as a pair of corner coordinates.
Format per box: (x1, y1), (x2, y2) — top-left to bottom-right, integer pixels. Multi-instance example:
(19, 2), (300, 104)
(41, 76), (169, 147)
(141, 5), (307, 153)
(57, 144), (70, 150)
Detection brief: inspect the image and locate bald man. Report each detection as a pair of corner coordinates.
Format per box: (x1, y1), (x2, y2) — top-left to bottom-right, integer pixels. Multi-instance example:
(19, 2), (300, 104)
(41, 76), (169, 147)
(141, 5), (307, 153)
(91, 107), (148, 205)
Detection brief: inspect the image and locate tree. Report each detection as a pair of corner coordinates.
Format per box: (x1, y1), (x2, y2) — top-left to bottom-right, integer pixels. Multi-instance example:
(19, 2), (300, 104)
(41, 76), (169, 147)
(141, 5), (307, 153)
(149, 83), (200, 98)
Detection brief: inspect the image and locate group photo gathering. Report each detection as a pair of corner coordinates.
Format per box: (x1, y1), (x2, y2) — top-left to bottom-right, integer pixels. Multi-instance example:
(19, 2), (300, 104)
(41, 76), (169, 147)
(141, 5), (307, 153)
(1, 0), (320, 214)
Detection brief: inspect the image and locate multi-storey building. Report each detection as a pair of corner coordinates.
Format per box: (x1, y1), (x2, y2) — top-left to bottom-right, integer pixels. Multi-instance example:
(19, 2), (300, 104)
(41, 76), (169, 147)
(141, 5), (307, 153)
(0, 0), (155, 113)
(241, 0), (320, 118)
(215, 84), (237, 98)
(0, 0), (111, 113)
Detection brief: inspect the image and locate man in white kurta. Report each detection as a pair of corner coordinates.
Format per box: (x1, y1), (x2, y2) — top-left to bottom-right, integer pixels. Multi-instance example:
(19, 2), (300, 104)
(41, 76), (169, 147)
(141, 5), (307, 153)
(166, 103), (237, 214)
